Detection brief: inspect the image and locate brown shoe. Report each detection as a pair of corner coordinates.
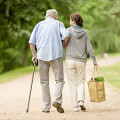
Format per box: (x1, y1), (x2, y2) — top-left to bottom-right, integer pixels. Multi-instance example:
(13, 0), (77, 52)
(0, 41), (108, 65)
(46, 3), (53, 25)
(80, 105), (86, 110)
(52, 102), (64, 113)
(42, 110), (50, 113)
(79, 101), (86, 111)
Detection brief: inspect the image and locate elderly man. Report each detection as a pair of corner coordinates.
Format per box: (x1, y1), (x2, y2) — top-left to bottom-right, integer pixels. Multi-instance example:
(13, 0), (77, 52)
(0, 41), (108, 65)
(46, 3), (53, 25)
(29, 9), (69, 113)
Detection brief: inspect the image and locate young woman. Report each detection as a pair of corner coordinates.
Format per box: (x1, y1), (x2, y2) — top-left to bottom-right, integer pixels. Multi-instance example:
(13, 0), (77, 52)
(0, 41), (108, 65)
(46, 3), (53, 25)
(65, 14), (98, 112)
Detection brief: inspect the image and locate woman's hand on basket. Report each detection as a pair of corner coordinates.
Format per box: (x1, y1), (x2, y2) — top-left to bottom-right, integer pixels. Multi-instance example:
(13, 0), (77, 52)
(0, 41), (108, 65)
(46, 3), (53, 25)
(94, 62), (98, 67)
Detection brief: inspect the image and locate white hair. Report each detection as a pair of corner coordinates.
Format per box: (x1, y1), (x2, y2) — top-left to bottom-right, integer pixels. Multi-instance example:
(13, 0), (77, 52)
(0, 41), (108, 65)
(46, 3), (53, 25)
(46, 9), (58, 19)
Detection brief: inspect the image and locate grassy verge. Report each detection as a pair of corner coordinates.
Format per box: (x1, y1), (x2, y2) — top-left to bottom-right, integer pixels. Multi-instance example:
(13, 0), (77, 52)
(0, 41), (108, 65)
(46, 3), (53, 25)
(0, 52), (120, 84)
(99, 62), (120, 89)
(108, 52), (120, 57)
(96, 52), (120, 59)
(0, 66), (38, 84)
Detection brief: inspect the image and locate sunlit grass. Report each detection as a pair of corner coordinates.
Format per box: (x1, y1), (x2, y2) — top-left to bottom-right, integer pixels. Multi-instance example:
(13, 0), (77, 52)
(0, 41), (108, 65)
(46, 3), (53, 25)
(0, 66), (38, 84)
(0, 52), (120, 85)
(99, 62), (120, 89)
(108, 52), (120, 57)
(96, 52), (120, 59)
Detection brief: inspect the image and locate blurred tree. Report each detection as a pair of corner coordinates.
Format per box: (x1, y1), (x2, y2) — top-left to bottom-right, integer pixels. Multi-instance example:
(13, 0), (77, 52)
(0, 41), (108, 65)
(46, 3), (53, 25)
(0, 0), (120, 73)
(0, 0), (76, 73)
(76, 0), (120, 56)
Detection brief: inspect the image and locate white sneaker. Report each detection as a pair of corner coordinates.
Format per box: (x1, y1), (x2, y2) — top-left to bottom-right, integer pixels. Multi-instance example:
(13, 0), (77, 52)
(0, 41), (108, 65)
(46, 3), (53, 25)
(73, 107), (79, 112)
(79, 102), (86, 111)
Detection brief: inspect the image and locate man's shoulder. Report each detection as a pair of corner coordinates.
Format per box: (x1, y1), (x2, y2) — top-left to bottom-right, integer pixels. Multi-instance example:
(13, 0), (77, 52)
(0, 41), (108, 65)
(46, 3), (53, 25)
(55, 20), (64, 25)
(34, 21), (41, 27)
(34, 20), (46, 28)
(67, 27), (71, 30)
(37, 19), (47, 24)
(67, 27), (73, 32)
(38, 20), (45, 25)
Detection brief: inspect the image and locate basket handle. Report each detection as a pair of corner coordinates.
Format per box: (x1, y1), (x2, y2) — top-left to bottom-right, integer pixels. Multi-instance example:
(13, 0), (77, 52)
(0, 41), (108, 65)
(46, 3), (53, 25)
(92, 67), (99, 78)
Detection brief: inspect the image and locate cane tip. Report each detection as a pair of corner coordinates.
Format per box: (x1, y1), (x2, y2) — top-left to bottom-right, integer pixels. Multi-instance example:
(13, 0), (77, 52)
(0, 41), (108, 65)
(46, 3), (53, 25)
(26, 109), (29, 113)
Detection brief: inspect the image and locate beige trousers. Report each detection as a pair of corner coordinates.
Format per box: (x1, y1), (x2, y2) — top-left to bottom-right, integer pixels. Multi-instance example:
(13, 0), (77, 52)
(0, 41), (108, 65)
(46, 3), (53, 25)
(65, 59), (86, 107)
(38, 58), (65, 111)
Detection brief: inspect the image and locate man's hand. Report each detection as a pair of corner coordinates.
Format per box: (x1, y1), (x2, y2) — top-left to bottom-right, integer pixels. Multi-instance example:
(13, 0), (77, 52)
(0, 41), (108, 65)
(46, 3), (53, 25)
(32, 56), (37, 64)
(29, 44), (37, 64)
(94, 62), (98, 67)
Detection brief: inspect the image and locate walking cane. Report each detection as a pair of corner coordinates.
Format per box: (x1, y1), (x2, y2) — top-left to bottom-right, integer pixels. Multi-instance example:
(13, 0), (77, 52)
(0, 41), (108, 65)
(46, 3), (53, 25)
(26, 59), (36, 113)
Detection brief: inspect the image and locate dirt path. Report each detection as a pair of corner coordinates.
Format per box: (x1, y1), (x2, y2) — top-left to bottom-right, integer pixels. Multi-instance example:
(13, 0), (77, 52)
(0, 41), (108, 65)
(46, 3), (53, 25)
(0, 57), (120, 120)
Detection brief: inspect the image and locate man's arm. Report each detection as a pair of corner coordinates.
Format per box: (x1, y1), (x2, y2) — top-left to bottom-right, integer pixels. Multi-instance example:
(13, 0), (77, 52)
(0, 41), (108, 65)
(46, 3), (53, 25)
(29, 24), (39, 64)
(59, 22), (70, 40)
(29, 44), (37, 64)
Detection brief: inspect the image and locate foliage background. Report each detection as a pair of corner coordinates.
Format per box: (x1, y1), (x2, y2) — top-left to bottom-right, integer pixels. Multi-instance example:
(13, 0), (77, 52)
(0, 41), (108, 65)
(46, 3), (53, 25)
(0, 0), (120, 73)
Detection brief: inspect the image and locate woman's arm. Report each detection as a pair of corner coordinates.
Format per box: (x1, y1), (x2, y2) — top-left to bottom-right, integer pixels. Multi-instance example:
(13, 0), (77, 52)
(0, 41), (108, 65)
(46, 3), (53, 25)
(63, 37), (69, 48)
(86, 32), (98, 67)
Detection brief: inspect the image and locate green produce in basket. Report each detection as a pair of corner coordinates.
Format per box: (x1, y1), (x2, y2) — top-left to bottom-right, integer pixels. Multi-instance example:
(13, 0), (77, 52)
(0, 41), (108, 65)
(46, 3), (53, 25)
(94, 77), (104, 82)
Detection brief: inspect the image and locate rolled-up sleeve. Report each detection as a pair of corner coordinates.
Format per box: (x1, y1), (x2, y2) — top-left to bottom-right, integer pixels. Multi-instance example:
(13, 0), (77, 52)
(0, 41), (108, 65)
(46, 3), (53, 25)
(59, 22), (70, 40)
(28, 24), (39, 45)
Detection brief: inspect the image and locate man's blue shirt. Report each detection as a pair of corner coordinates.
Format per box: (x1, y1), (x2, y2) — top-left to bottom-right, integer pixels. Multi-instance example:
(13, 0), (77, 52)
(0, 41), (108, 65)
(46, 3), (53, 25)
(29, 17), (70, 61)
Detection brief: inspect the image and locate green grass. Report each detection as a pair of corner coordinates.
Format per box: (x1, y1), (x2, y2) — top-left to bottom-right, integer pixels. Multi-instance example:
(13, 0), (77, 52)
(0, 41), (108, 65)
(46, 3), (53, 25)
(95, 52), (120, 59)
(99, 62), (120, 89)
(107, 52), (120, 57)
(0, 52), (120, 84)
(0, 66), (38, 84)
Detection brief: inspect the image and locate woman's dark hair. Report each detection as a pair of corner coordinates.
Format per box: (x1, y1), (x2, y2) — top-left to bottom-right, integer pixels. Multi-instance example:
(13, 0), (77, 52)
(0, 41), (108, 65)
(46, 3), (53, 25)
(70, 14), (83, 27)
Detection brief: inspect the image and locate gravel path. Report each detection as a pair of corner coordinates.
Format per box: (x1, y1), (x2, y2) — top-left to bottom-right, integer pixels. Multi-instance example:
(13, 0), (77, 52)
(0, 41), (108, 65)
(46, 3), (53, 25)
(0, 57), (120, 120)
